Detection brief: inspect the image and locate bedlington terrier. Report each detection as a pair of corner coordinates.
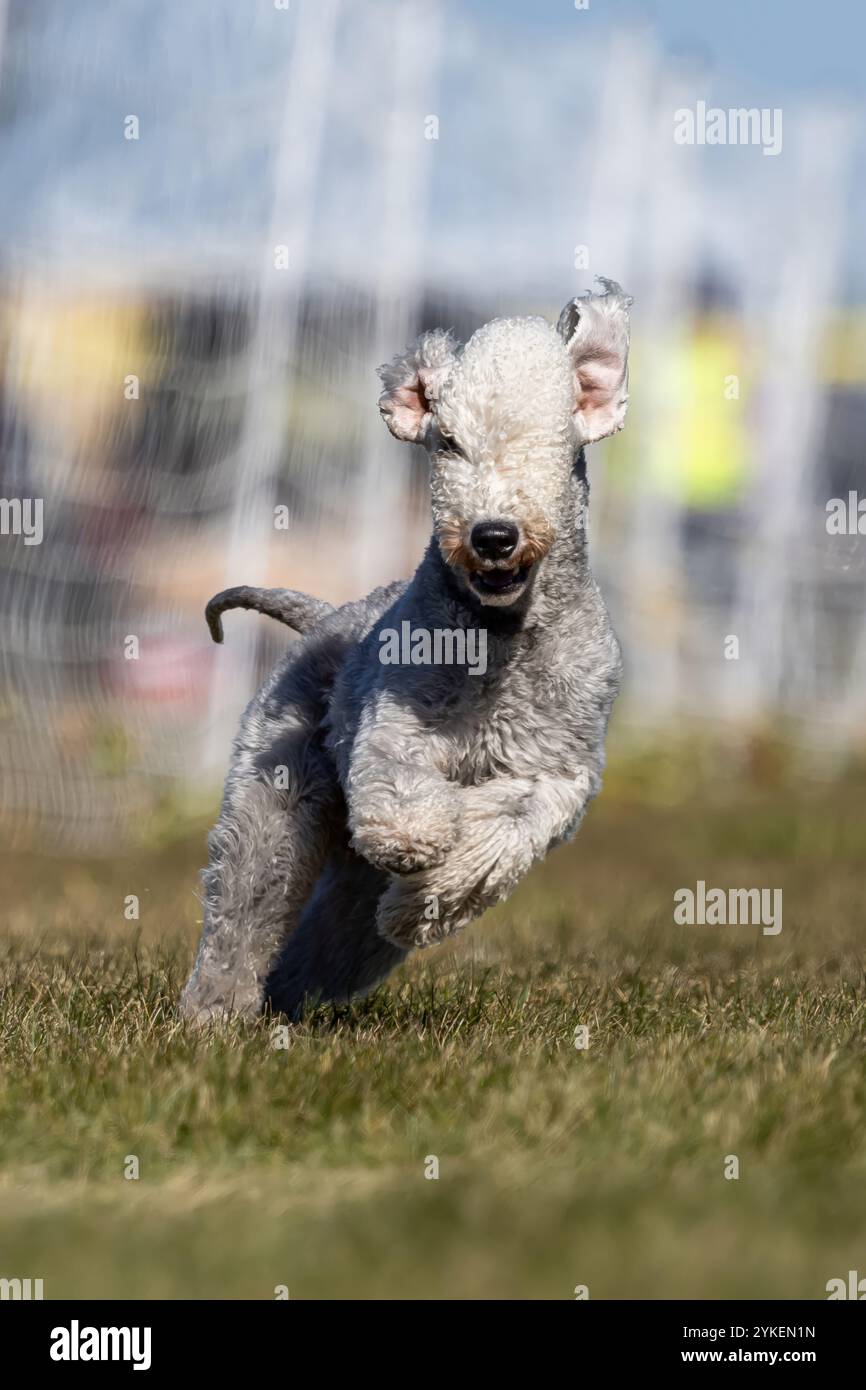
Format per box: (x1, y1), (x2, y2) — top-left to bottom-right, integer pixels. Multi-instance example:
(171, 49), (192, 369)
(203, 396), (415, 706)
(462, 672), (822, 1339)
(181, 279), (631, 1023)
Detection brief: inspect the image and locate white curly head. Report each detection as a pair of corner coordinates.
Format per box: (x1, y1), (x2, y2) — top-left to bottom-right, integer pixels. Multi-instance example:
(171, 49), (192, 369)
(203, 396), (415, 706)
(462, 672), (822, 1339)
(378, 280), (632, 607)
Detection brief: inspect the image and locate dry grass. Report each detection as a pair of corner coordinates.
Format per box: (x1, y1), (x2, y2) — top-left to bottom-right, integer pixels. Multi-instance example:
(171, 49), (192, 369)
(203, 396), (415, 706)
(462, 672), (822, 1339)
(1, 759), (865, 1298)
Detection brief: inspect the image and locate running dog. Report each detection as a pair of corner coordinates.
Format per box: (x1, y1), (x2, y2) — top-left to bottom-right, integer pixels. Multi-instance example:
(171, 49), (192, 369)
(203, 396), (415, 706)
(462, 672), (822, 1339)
(181, 279), (631, 1022)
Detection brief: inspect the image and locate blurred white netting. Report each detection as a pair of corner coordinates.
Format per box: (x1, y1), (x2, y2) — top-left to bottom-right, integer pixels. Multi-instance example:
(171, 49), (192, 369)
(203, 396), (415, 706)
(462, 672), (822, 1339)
(0, 1), (863, 851)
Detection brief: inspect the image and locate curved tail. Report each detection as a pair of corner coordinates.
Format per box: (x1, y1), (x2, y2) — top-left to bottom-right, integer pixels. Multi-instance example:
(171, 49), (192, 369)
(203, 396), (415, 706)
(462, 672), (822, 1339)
(206, 586), (335, 643)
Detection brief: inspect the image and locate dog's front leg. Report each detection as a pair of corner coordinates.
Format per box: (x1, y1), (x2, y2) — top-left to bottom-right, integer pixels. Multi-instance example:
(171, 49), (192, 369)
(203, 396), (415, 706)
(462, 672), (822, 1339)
(345, 698), (460, 875)
(375, 769), (598, 948)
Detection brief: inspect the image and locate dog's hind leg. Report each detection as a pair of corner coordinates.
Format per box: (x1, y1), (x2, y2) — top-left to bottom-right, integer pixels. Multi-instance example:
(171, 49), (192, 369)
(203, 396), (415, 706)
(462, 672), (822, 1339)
(180, 729), (341, 1024)
(264, 845), (407, 1020)
(182, 586), (408, 1025)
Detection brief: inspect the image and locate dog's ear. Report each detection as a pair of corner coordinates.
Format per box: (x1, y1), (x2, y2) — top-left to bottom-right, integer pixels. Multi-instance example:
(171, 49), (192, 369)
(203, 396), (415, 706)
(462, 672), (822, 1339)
(557, 278), (633, 444)
(377, 329), (457, 443)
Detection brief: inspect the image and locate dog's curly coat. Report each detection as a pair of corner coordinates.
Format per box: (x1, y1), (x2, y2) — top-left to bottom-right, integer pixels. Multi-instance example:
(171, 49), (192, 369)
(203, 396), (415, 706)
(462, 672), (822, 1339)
(181, 280), (631, 1022)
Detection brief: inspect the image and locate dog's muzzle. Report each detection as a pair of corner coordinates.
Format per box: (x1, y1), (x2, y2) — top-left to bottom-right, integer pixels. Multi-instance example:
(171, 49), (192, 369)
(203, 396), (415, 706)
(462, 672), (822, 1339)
(470, 520), (519, 562)
(469, 562), (532, 597)
(467, 519), (529, 598)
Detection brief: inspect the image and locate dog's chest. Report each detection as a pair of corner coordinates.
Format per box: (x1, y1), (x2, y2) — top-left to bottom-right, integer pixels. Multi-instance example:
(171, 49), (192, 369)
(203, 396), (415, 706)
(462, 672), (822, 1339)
(434, 647), (582, 782)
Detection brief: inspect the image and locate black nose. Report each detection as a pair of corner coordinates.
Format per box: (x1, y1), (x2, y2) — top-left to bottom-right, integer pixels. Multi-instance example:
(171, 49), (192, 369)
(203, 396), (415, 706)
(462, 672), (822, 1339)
(470, 521), (519, 561)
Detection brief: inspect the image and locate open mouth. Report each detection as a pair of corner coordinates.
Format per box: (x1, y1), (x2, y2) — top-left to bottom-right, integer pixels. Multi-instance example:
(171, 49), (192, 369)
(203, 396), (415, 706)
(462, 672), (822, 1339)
(469, 562), (531, 597)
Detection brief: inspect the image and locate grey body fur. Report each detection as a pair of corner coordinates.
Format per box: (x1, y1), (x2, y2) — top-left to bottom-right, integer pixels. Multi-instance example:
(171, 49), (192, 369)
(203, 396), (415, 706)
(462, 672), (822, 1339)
(181, 281), (631, 1023)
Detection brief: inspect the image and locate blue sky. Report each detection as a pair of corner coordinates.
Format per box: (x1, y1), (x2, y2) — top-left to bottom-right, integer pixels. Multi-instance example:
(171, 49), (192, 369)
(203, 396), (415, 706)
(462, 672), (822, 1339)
(476, 0), (866, 99)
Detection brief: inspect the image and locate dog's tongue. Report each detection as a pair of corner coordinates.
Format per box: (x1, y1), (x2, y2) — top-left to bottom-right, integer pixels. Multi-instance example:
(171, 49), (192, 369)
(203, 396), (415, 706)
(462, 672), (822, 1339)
(483, 568), (517, 588)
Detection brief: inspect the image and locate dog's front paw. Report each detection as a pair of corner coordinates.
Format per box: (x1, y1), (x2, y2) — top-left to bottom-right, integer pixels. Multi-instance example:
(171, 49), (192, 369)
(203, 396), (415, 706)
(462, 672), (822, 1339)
(179, 985), (261, 1027)
(181, 1002), (233, 1029)
(375, 878), (475, 949)
(350, 819), (452, 875)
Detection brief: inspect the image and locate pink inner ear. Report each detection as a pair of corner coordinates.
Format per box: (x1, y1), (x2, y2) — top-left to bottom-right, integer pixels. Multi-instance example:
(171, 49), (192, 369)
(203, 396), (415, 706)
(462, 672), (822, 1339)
(576, 367), (609, 411)
(382, 377), (431, 441)
(396, 379), (430, 416)
(575, 350), (622, 412)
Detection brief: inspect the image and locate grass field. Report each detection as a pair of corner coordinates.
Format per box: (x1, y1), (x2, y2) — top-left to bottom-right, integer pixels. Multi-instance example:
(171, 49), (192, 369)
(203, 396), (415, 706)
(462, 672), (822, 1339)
(2, 752), (865, 1300)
